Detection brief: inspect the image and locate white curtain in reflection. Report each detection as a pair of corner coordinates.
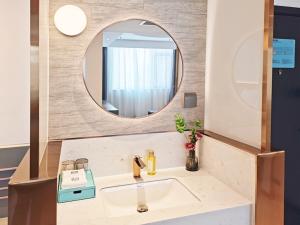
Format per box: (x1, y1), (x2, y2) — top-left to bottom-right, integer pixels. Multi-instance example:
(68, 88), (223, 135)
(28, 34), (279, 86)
(106, 47), (175, 117)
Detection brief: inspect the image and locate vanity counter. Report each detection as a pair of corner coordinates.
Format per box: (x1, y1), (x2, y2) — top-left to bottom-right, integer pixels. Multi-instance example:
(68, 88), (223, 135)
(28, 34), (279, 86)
(57, 167), (251, 225)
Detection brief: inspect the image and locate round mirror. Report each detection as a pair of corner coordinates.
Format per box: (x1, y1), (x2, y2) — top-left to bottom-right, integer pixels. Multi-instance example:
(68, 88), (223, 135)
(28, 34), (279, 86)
(83, 19), (183, 118)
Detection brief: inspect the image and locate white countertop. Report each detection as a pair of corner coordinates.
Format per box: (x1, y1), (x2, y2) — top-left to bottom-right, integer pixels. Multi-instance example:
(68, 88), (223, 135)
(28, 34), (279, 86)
(57, 167), (251, 225)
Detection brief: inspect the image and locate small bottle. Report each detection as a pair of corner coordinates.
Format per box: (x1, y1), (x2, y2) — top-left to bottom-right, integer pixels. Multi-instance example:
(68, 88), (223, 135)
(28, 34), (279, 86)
(147, 150), (156, 176)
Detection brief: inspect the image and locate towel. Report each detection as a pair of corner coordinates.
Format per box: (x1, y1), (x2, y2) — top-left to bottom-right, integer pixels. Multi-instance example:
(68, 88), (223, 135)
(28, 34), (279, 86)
(61, 169), (87, 190)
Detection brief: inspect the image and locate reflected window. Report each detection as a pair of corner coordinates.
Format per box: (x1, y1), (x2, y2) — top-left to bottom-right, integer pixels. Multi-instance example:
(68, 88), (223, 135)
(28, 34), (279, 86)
(103, 47), (176, 117)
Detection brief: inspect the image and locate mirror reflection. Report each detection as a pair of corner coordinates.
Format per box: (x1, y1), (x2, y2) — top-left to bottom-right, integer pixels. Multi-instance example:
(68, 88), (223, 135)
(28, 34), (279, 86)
(83, 19), (183, 118)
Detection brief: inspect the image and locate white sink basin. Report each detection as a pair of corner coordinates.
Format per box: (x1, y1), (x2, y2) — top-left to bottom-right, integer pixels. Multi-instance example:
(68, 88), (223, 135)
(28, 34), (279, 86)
(100, 178), (200, 217)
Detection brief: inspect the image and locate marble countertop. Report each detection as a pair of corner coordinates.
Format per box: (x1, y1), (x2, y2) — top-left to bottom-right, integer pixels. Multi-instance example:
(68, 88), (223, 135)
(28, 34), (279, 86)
(57, 167), (251, 225)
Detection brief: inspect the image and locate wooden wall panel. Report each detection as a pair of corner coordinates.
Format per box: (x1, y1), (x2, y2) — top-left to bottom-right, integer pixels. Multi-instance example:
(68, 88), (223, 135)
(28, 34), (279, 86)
(39, 0), (50, 163)
(30, 0), (40, 179)
(49, 0), (207, 140)
(256, 151), (285, 225)
(261, 0), (274, 152)
(8, 179), (57, 225)
(8, 141), (61, 225)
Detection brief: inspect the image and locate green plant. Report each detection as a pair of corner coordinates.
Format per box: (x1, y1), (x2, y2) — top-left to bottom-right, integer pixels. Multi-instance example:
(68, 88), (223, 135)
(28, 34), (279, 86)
(175, 114), (203, 150)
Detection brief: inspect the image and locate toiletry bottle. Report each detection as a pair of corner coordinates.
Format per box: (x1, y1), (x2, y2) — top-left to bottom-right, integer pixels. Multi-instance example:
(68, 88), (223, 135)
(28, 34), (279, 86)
(147, 150), (156, 175)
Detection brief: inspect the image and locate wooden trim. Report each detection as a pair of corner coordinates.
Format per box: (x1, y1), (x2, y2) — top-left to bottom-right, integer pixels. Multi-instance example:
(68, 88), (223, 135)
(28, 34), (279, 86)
(39, 141), (62, 179)
(261, 0), (274, 153)
(9, 151), (30, 185)
(9, 141), (62, 225)
(9, 179), (57, 225)
(30, 0), (40, 179)
(10, 141), (62, 185)
(203, 130), (260, 155)
(256, 151), (285, 225)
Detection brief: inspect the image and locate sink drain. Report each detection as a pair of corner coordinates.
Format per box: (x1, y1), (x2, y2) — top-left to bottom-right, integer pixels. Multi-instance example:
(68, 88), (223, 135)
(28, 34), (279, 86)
(137, 205), (148, 213)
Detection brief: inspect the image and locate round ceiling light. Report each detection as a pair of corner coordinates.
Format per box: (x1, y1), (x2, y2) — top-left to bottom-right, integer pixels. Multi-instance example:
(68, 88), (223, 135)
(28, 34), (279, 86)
(54, 5), (87, 36)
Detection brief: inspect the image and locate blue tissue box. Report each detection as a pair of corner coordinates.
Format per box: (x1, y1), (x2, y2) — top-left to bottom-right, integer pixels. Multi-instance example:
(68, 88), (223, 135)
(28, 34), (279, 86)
(58, 169), (96, 203)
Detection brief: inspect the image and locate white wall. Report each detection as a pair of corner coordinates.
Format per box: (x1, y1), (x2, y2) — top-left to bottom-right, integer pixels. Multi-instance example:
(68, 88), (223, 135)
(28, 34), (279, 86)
(275, 0), (300, 7)
(0, 1), (30, 147)
(205, 0), (265, 148)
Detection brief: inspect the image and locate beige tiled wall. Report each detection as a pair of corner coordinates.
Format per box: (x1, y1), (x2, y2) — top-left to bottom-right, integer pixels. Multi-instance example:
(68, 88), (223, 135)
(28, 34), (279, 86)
(199, 136), (256, 225)
(60, 132), (187, 177)
(49, 0), (207, 140)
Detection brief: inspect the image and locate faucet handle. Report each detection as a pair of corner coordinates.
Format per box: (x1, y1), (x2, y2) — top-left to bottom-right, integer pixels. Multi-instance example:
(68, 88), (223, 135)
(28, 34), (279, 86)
(134, 155), (146, 169)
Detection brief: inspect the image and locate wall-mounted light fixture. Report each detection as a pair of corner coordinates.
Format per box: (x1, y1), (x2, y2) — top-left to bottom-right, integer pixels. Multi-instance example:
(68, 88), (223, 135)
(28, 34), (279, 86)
(54, 5), (87, 36)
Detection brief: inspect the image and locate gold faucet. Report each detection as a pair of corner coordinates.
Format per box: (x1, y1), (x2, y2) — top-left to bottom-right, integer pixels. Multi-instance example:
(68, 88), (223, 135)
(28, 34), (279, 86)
(133, 155), (146, 178)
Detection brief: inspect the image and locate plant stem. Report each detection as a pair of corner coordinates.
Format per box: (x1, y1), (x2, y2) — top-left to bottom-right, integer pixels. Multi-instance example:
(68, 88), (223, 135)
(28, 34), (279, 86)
(184, 132), (189, 142)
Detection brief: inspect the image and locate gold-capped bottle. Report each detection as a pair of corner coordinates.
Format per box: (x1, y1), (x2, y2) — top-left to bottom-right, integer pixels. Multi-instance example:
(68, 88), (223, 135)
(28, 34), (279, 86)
(147, 150), (156, 176)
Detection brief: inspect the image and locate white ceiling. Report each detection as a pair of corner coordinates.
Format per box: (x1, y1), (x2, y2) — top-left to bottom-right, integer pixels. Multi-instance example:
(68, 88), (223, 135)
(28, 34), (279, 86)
(102, 19), (177, 49)
(104, 19), (170, 38)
